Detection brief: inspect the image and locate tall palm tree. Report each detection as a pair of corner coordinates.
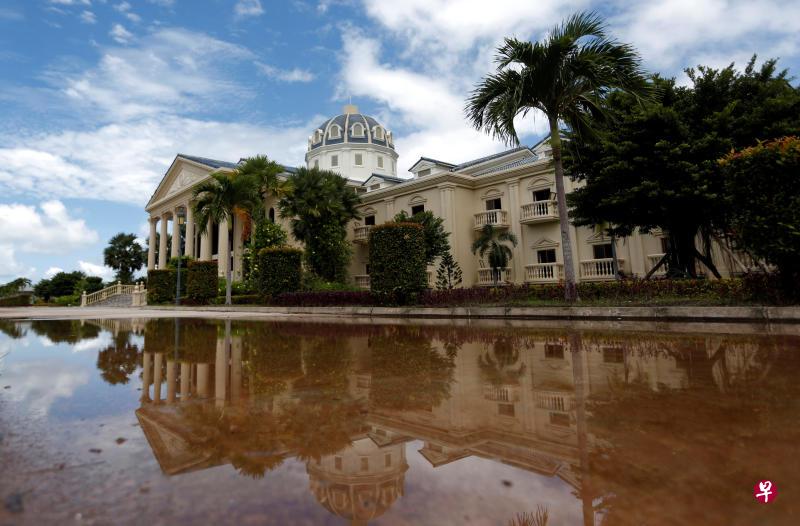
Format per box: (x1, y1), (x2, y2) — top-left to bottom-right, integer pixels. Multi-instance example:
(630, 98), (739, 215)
(466, 11), (651, 301)
(236, 155), (286, 218)
(193, 172), (259, 304)
(471, 224), (518, 285)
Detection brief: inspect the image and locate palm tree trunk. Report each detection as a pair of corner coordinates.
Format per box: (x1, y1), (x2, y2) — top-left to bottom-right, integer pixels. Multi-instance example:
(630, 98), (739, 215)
(225, 243), (232, 305)
(549, 118), (578, 302)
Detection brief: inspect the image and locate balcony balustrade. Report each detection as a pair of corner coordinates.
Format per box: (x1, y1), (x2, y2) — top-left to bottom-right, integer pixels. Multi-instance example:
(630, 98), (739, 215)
(354, 275), (370, 289)
(535, 390), (574, 412)
(477, 267), (512, 285)
(524, 263), (563, 283)
(353, 225), (373, 244)
(474, 210), (509, 230)
(520, 200), (559, 223)
(579, 258), (624, 280)
(647, 253), (667, 277)
(483, 384), (520, 402)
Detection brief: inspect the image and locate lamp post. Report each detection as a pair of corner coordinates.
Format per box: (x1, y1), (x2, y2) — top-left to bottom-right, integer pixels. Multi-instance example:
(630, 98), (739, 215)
(175, 209), (186, 306)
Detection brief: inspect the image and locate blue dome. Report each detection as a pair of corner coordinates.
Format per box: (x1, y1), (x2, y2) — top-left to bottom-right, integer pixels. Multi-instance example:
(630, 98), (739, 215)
(309, 106), (393, 151)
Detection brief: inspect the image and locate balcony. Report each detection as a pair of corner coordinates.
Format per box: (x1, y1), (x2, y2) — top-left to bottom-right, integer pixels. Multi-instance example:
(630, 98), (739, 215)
(535, 390), (574, 411)
(477, 267), (512, 286)
(647, 253), (667, 277)
(580, 258), (624, 281)
(483, 384), (520, 402)
(353, 225), (373, 244)
(520, 200), (559, 224)
(474, 210), (509, 230)
(354, 275), (370, 289)
(525, 263), (563, 283)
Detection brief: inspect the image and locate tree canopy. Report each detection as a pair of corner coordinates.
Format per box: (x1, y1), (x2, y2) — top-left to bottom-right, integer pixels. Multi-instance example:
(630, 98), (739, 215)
(103, 232), (146, 283)
(393, 210), (450, 265)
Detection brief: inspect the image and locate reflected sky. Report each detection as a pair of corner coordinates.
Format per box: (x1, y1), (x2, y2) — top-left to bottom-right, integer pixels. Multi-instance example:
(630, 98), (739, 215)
(1, 318), (798, 525)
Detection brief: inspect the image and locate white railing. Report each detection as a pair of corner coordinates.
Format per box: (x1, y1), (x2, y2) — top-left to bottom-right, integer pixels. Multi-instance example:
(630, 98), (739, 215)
(525, 263), (563, 283)
(535, 390), (573, 411)
(426, 270), (433, 288)
(81, 281), (139, 307)
(353, 225), (373, 243)
(474, 210), (509, 229)
(354, 275), (370, 289)
(647, 253), (667, 277)
(520, 200), (558, 222)
(477, 267), (512, 285)
(484, 385), (519, 402)
(579, 258), (624, 280)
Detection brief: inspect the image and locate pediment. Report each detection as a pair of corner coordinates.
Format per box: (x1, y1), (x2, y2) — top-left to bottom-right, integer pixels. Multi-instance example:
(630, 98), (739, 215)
(147, 157), (214, 209)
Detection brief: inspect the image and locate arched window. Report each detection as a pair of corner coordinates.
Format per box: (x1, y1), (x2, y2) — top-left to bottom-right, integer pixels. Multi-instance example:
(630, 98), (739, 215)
(352, 123), (364, 137)
(374, 126), (384, 140)
(328, 125), (341, 139)
(313, 129), (322, 143)
(269, 208), (275, 223)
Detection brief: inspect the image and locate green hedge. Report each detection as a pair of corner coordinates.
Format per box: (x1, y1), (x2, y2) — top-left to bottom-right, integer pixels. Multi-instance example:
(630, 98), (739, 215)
(257, 247), (303, 298)
(147, 269), (175, 304)
(0, 294), (32, 307)
(187, 261), (218, 304)
(369, 222), (427, 304)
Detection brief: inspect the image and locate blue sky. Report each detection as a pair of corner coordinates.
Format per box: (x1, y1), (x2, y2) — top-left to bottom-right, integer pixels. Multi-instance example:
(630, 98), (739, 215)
(1, 0), (798, 283)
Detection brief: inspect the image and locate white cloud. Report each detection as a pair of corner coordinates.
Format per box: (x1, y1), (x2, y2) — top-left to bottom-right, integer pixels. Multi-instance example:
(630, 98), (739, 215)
(0, 245), (35, 282)
(49, 0), (91, 5)
(235, 0), (265, 17)
(109, 23), (133, 44)
(44, 267), (64, 278)
(0, 201), (99, 254)
(80, 10), (96, 24)
(113, 2), (141, 23)
(78, 260), (115, 281)
(2, 360), (90, 415)
(255, 62), (315, 82)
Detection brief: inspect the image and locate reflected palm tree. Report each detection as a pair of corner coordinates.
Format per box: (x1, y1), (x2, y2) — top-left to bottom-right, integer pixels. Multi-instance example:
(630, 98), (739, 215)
(479, 336), (526, 386)
(509, 506), (549, 526)
(96, 331), (141, 385)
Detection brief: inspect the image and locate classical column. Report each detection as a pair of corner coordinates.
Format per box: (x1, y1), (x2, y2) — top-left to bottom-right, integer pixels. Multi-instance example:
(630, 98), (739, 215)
(230, 337), (242, 401)
(200, 218), (212, 261)
(147, 218), (157, 270)
(158, 213), (168, 269)
(141, 352), (152, 403)
(215, 337), (227, 409)
(166, 360), (177, 403)
(507, 181), (524, 283)
(218, 218), (230, 277)
(185, 204), (195, 260)
(232, 214), (244, 279)
(196, 363), (210, 397)
(153, 352), (163, 404)
(171, 208), (181, 259)
(180, 362), (191, 402)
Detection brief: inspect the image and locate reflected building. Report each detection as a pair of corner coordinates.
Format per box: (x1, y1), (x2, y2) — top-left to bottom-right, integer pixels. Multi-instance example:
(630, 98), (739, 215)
(133, 322), (794, 524)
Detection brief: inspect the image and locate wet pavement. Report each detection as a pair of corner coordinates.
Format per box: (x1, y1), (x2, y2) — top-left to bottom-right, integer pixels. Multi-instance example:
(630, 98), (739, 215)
(1, 317), (798, 525)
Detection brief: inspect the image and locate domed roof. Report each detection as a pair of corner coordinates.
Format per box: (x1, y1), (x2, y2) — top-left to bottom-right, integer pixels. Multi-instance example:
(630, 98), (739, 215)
(309, 104), (394, 151)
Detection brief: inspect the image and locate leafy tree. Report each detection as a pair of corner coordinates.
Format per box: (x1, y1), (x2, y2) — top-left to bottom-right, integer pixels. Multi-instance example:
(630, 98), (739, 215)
(96, 332), (141, 385)
(567, 57), (800, 278)
(236, 155), (286, 215)
(435, 251), (463, 290)
(34, 271), (86, 300)
(720, 137), (800, 294)
(0, 278), (31, 297)
(193, 172), (260, 304)
(278, 167), (360, 281)
(244, 218), (288, 288)
(466, 11), (651, 301)
(393, 210), (450, 265)
(103, 232), (146, 283)
(471, 225), (518, 285)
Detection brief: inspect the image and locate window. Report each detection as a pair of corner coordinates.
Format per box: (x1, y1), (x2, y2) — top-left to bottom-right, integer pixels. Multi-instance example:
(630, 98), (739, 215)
(537, 249), (557, 264)
(498, 403), (515, 417)
(411, 204), (425, 215)
(364, 215), (376, 226)
(365, 264), (370, 275)
(533, 189), (551, 202)
(335, 457), (342, 470)
(328, 125), (341, 139)
(544, 343), (564, 360)
(485, 198), (502, 210)
(374, 127), (384, 140)
(549, 412), (570, 427)
(352, 123), (364, 137)
(355, 153), (363, 166)
(603, 347), (625, 364)
(660, 237), (671, 254)
(360, 458), (369, 471)
(314, 159), (319, 169)
(385, 454), (392, 467)
(377, 156), (384, 168)
(268, 208), (275, 223)
(313, 130), (322, 143)
(370, 184), (380, 191)
(593, 243), (614, 259)
(331, 155), (339, 167)
(417, 168), (431, 177)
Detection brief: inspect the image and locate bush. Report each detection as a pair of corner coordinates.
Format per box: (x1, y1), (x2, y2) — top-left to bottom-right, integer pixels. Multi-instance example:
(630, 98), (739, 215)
(272, 290), (372, 306)
(301, 272), (361, 292)
(257, 247), (303, 298)
(53, 294), (81, 306)
(168, 255), (194, 269)
(147, 269), (175, 304)
(0, 294), (32, 307)
(187, 261), (218, 304)
(305, 222), (351, 282)
(214, 294), (262, 305)
(369, 222), (427, 304)
(244, 219), (288, 288)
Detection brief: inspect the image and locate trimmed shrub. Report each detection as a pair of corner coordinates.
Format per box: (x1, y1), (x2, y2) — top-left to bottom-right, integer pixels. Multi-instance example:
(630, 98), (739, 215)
(0, 294), (32, 307)
(187, 261), (218, 304)
(147, 269), (175, 304)
(369, 222), (427, 304)
(272, 290), (372, 306)
(257, 246), (303, 298)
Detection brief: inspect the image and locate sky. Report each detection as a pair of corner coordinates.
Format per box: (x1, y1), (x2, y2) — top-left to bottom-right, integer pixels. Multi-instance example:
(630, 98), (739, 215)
(0, 0), (798, 283)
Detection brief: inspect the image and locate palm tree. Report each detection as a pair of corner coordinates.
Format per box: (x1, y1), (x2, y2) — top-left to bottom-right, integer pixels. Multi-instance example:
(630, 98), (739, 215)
(193, 172), (259, 304)
(471, 224), (518, 285)
(236, 155), (286, 218)
(466, 12), (651, 301)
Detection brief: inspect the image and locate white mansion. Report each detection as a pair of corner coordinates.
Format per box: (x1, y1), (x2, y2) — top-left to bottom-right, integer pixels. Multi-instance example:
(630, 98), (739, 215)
(145, 104), (749, 287)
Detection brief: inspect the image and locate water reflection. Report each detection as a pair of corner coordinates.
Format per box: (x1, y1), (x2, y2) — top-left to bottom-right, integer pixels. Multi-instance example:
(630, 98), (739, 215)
(131, 320), (800, 525)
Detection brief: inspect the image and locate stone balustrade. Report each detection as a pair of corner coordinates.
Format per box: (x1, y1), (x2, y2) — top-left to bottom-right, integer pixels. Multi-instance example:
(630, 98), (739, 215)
(353, 225), (373, 244)
(520, 200), (559, 223)
(579, 258), (624, 281)
(474, 210), (509, 229)
(477, 267), (512, 285)
(524, 263), (564, 283)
